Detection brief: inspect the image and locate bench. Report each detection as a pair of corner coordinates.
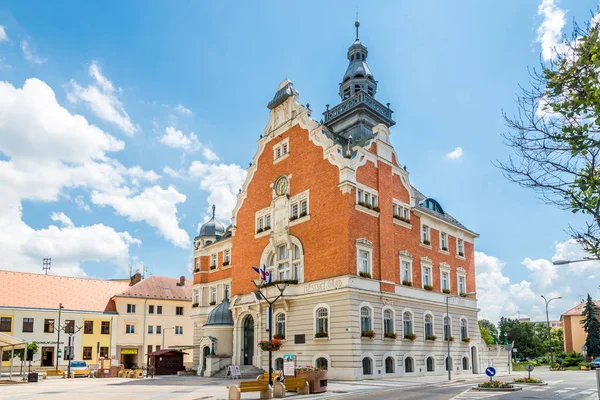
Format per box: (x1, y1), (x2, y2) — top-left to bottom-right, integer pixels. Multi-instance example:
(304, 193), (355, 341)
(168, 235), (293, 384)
(228, 380), (272, 400)
(256, 372), (281, 382)
(43, 369), (65, 379)
(273, 377), (309, 398)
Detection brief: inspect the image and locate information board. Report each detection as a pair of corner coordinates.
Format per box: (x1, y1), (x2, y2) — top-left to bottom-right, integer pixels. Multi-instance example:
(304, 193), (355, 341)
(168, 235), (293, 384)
(227, 365), (241, 379)
(283, 354), (296, 377)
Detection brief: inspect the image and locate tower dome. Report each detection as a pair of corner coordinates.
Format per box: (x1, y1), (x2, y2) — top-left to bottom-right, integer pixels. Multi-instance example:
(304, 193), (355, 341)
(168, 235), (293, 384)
(198, 205), (226, 237)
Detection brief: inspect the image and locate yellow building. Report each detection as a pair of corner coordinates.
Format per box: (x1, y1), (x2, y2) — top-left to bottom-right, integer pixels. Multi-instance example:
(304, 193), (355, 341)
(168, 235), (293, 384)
(561, 300), (598, 354)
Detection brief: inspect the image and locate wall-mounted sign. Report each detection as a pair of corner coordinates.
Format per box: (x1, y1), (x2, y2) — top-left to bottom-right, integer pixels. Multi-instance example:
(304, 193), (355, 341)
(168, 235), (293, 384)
(120, 349), (138, 355)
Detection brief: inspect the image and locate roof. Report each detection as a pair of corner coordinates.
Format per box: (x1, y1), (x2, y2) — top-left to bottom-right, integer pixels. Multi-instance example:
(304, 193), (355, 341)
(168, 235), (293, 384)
(115, 275), (192, 301)
(0, 332), (27, 350)
(198, 205), (226, 238)
(0, 270), (129, 313)
(562, 300), (600, 317)
(148, 349), (188, 356)
(411, 186), (477, 236)
(204, 297), (233, 326)
(267, 79), (298, 110)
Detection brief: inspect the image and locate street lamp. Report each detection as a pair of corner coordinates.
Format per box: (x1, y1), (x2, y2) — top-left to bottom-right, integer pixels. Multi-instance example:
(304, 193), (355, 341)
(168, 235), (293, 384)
(162, 327), (175, 349)
(552, 257), (599, 265)
(252, 279), (289, 387)
(445, 291), (476, 380)
(541, 295), (561, 367)
(55, 303), (64, 371)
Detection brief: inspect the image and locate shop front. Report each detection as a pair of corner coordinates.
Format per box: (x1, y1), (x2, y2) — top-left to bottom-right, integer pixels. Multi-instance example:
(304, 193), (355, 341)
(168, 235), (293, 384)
(119, 348), (140, 369)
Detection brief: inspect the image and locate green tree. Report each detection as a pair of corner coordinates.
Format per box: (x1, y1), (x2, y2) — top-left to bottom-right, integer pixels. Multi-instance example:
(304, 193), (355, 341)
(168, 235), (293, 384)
(4, 343), (38, 361)
(499, 317), (546, 359)
(582, 294), (600, 358)
(551, 327), (564, 354)
(498, 20), (600, 258)
(479, 319), (499, 339)
(479, 321), (494, 345)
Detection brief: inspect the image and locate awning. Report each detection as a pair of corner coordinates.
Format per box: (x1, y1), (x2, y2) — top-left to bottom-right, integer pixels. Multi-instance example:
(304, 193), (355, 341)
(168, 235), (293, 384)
(0, 332), (26, 351)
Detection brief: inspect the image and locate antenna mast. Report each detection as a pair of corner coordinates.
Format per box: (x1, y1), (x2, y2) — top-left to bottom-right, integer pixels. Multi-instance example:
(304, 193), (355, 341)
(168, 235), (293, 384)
(42, 258), (51, 275)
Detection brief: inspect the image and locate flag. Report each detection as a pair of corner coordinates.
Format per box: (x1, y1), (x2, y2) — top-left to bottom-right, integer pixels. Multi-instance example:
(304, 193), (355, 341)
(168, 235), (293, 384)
(252, 265), (272, 283)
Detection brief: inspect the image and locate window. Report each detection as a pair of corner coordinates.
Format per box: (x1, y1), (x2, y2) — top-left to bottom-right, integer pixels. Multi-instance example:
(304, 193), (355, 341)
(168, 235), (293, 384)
(100, 347), (109, 358)
(223, 249), (231, 265)
(193, 289), (200, 305)
(461, 319), (468, 340)
(401, 260), (412, 283)
(316, 357), (328, 370)
(444, 316), (451, 340)
(44, 319), (54, 333)
(156, 325), (162, 334)
(403, 312), (413, 335)
(147, 345), (153, 355)
(211, 287), (217, 303)
(422, 265), (432, 287)
(277, 245), (291, 280)
(195, 260), (199, 272)
(383, 309), (394, 336)
(422, 225), (430, 244)
(424, 314), (433, 338)
(367, 86), (374, 96)
(126, 324), (135, 334)
(22, 318), (34, 333)
(257, 216), (264, 232)
(440, 232), (448, 251)
(357, 248), (371, 276)
(442, 271), (450, 291)
(267, 242), (303, 282)
(316, 307), (328, 336)
(276, 313), (286, 338)
(157, 306), (162, 315)
(155, 345), (161, 351)
(84, 320), (93, 334)
(362, 358), (372, 375)
(176, 307), (184, 316)
(458, 276), (466, 294)
(149, 305), (154, 314)
(356, 187), (378, 208)
(175, 326), (183, 335)
(224, 283), (230, 300)
(2, 352), (10, 361)
(101, 321), (110, 335)
(82, 347), (92, 360)
(148, 325), (153, 334)
(393, 203), (410, 222)
(264, 214), (271, 229)
(0, 317), (12, 332)
(290, 194), (309, 220)
(290, 203), (299, 219)
(210, 254), (217, 269)
(360, 307), (372, 333)
(127, 304), (136, 313)
(385, 357), (394, 373)
(273, 139), (290, 160)
(427, 357), (435, 372)
(65, 320), (75, 334)
(405, 357), (414, 373)
(457, 239), (465, 256)
(275, 357), (284, 371)
(462, 357), (469, 370)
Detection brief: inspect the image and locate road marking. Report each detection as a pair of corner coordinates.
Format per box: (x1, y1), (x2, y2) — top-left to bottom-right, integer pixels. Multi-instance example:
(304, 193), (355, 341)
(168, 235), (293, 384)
(450, 388), (512, 399)
(555, 389), (569, 393)
(531, 388), (547, 391)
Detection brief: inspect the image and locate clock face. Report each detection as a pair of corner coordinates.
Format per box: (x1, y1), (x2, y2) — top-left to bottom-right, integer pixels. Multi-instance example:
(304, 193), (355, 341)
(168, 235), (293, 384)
(275, 176), (288, 196)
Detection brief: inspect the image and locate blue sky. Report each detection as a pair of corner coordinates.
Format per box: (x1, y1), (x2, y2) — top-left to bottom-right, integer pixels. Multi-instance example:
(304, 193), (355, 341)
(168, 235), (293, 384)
(0, 0), (598, 322)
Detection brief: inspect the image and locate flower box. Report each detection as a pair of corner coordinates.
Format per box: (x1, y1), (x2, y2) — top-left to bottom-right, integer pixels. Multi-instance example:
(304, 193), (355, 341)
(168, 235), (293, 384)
(372, 206), (381, 212)
(289, 215), (298, 221)
(462, 337), (470, 343)
(210, 265), (216, 270)
(404, 333), (416, 341)
(299, 212), (307, 218)
(209, 301), (216, 306)
(422, 240), (431, 246)
(361, 330), (375, 339)
(192, 303), (199, 308)
(295, 368), (327, 394)
(222, 261), (230, 266)
(442, 289), (451, 294)
(359, 272), (372, 279)
(460, 292), (467, 297)
(402, 280), (413, 287)
(258, 339), (283, 352)
(458, 252), (464, 257)
(424, 285), (434, 291)
(273, 334), (285, 340)
(256, 228), (264, 233)
(314, 332), (328, 338)
(445, 336), (454, 342)
(426, 335), (437, 341)
(441, 247), (448, 251)
(384, 332), (397, 339)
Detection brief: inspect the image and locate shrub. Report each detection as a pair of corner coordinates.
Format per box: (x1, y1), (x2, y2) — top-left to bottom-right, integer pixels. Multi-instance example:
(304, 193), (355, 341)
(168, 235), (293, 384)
(459, 292), (467, 297)
(478, 381), (513, 389)
(361, 330), (376, 339)
(359, 271), (372, 279)
(365, 203), (373, 210)
(314, 332), (329, 338)
(563, 352), (584, 367)
(404, 333), (416, 341)
(514, 377), (542, 384)
(424, 284), (434, 291)
(210, 265), (217, 270)
(384, 332), (397, 339)
(258, 340), (283, 352)
(442, 289), (451, 294)
(426, 335), (437, 341)
(373, 206), (381, 212)
(299, 211), (307, 218)
(402, 280), (412, 286)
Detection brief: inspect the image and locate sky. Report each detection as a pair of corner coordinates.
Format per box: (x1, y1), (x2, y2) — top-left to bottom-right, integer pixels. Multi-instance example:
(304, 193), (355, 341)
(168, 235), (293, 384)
(0, 0), (598, 323)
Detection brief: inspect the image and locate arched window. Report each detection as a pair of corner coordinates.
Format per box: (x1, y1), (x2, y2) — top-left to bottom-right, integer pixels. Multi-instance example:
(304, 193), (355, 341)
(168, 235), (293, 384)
(462, 357), (469, 370)
(426, 357), (435, 372)
(316, 357), (328, 370)
(383, 309), (394, 336)
(446, 357), (453, 371)
(422, 198), (445, 214)
(385, 357), (394, 373)
(316, 308), (328, 337)
(424, 314), (433, 338)
(275, 357), (283, 371)
(460, 318), (468, 340)
(444, 316), (451, 340)
(405, 357), (414, 373)
(275, 313), (286, 338)
(360, 307), (371, 333)
(403, 312), (413, 336)
(362, 357), (372, 375)
(263, 240), (304, 282)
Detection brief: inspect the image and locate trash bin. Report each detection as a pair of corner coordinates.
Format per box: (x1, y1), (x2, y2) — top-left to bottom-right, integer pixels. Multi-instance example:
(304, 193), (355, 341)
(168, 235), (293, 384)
(28, 372), (38, 382)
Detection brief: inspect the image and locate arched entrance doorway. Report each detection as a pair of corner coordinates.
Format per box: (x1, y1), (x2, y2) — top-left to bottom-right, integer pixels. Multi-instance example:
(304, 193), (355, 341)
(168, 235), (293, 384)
(243, 315), (254, 365)
(471, 346), (479, 373)
(202, 346), (210, 371)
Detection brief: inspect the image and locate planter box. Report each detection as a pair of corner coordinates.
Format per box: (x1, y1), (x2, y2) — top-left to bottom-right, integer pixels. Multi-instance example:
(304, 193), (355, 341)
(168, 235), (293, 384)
(296, 370), (327, 394)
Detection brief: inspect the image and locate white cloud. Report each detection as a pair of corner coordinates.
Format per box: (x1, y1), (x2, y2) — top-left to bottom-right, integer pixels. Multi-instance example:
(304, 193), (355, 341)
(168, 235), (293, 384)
(202, 147), (219, 161)
(0, 26), (8, 42)
(189, 161), (247, 221)
(175, 104), (193, 115)
(536, 0), (566, 61)
(50, 212), (74, 228)
(163, 166), (185, 179)
(522, 257), (559, 288)
(126, 166), (160, 186)
(446, 146), (463, 160)
(159, 126), (200, 151)
(67, 61), (137, 135)
(91, 186), (190, 248)
(20, 40), (46, 64)
(74, 195), (92, 212)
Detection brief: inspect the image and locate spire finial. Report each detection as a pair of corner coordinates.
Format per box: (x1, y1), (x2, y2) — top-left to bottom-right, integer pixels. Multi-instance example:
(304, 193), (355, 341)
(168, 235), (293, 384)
(355, 15), (360, 41)
(212, 204), (216, 218)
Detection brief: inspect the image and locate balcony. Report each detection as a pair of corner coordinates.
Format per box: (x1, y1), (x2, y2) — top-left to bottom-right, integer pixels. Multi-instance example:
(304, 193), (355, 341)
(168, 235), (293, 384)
(323, 91), (394, 126)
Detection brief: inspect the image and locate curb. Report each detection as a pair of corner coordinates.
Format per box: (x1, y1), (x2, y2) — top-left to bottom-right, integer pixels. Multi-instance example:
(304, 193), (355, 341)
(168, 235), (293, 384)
(472, 386), (522, 392)
(513, 382), (548, 386)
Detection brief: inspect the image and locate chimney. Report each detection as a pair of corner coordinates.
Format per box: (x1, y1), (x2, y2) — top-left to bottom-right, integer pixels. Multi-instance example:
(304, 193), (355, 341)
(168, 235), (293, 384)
(179, 276), (185, 286)
(129, 272), (142, 286)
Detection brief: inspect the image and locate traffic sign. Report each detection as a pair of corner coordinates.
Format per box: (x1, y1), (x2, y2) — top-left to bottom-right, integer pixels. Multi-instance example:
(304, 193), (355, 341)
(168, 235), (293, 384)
(485, 367), (496, 377)
(57, 349), (62, 358)
(525, 364), (534, 372)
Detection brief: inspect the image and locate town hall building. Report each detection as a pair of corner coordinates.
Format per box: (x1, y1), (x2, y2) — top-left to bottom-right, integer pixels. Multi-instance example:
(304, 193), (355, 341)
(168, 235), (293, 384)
(191, 21), (482, 380)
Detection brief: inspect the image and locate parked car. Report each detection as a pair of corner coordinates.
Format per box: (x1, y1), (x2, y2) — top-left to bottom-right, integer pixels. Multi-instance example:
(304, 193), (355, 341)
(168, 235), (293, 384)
(70, 361), (91, 377)
(590, 358), (600, 370)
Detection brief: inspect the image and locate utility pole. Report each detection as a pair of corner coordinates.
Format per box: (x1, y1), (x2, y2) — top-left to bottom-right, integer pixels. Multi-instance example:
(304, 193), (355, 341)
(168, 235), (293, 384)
(43, 258), (51, 275)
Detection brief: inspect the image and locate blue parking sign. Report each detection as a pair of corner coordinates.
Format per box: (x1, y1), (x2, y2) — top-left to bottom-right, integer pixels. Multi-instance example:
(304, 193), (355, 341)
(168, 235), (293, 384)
(485, 367), (496, 377)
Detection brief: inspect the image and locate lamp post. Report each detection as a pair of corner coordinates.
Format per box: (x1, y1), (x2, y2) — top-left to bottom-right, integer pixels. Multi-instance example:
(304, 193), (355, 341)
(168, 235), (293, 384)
(541, 295), (562, 367)
(64, 325), (82, 378)
(252, 279), (289, 387)
(162, 327), (175, 349)
(552, 257), (599, 265)
(445, 291), (476, 380)
(55, 303), (64, 371)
